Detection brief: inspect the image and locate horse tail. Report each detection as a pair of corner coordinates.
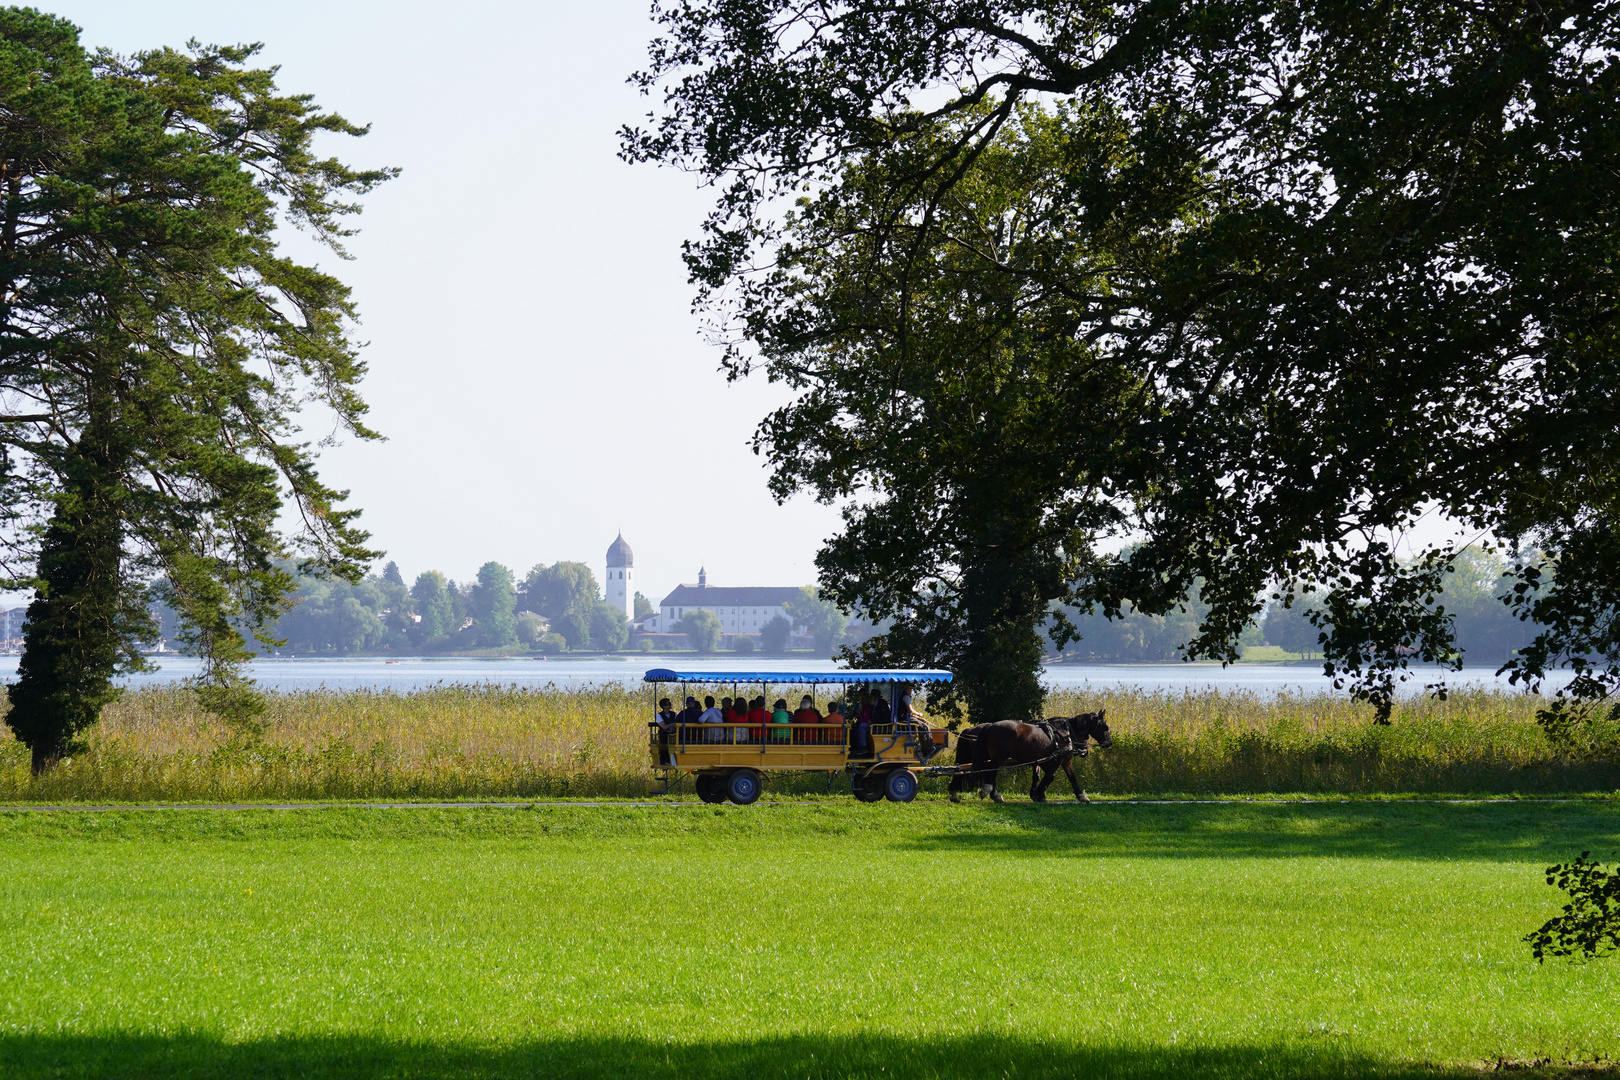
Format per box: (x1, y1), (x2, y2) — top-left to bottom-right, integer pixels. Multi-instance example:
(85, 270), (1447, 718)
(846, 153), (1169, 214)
(948, 727), (978, 793)
(955, 727), (978, 767)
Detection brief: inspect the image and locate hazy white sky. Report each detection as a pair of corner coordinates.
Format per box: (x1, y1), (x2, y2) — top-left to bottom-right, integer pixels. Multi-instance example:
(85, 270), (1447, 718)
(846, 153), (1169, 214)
(35, 0), (843, 605)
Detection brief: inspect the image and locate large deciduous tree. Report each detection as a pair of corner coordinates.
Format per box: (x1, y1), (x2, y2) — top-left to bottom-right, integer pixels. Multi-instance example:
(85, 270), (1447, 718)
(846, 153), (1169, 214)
(626, 0), (1620, 723)
(1, 11), (392, 769)
(471, 561), (518, 649)
(521, 561), (603, 649)
(411, 571), (456, 643)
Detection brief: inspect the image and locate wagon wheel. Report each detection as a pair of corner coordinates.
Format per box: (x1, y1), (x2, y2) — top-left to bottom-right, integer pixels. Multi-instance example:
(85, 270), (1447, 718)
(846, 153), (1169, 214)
(853, 770), (884, 803)
(883, 769), (918, 803)
(695, 774), (727, 804)
(725, 768), (762, 806)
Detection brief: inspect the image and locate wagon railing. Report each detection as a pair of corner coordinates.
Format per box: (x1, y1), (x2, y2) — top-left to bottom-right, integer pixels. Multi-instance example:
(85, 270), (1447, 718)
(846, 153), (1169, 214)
(649, 723), (849, 748)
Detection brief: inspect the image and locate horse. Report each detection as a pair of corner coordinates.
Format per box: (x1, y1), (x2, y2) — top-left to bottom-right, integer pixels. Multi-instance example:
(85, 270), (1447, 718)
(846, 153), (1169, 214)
(948, 711), (1111, 804)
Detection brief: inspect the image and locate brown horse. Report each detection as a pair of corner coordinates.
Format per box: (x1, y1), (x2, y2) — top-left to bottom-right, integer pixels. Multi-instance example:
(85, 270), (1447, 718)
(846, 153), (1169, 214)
(948, 711), (1111, 804)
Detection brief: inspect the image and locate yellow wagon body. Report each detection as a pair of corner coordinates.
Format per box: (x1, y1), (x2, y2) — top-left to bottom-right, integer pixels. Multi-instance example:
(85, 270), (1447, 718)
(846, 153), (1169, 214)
(649, 722), (945, 771)
(641, 667), (953, 804)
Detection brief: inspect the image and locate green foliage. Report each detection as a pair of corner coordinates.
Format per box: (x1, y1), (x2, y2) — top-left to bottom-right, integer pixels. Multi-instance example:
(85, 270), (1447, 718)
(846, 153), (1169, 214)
(1526, 852), (1620, 963)
(447, 580), (470, 632)
(1052, 570), (1221, 663)
(1, 803), (1619, 1079)
(514, 612), (547, 647)
(589, 603), (629, 652)
(536, 633), (567, 655)
(759, 614), (792, 654)
(785, 586), (846, 655)
(0, 12), (392, 765)
(274, 572), (396, 654)
(554, 611), (589, 651)
(633, 592), (654, 618)
(1263, 589), (1328, 660)
(732, 634), (755, 654)
(676, 608), (722, 653)
(470, 562), (518, 649)
(522, 562), (600, 649)
(627, 0), (1620, 726)
(410, 572), (454, 643)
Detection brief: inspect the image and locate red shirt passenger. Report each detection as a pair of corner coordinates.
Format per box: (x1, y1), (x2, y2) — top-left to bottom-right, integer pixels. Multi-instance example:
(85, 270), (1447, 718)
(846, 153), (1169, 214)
(794, 697), (822, 743)
(748, 699), (768, 742)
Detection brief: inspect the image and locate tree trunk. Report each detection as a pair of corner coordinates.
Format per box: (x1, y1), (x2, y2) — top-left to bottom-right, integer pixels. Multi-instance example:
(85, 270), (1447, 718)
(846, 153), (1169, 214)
(951, 479), (1060, 725)
(6, 383), (132, 775)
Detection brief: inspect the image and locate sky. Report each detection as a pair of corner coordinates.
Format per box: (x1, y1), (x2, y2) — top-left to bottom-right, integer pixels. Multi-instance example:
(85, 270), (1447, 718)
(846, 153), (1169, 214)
(28, 0), (844, 606)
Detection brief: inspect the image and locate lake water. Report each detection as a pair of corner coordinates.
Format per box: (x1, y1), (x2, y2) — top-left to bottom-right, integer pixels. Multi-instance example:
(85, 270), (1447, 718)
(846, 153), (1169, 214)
(0, 654), (1575, 697)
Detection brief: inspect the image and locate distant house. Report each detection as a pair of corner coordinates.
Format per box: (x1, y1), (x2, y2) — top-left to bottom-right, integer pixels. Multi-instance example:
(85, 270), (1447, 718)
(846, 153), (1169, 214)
(0, 605), (26, 642)
(651, 568), (801, 636)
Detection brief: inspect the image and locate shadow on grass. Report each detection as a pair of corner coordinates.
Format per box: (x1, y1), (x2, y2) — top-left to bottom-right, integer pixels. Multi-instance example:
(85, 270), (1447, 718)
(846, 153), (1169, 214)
(0, 1031), (1562, 1080)
(897, 801), (1620, 863)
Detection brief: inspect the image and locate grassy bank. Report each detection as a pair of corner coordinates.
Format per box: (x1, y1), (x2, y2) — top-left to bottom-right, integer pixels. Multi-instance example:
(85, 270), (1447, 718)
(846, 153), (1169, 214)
(0, 684), (1614, 802)
(0, 802), (1617, 1078)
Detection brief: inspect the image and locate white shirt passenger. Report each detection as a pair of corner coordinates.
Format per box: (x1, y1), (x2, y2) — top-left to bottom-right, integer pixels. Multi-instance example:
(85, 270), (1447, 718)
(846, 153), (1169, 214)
(699, 705), (725, 743)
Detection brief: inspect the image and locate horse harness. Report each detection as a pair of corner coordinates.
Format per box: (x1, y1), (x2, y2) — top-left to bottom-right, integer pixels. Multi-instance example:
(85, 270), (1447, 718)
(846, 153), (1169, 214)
(928, 717), (1088, 779)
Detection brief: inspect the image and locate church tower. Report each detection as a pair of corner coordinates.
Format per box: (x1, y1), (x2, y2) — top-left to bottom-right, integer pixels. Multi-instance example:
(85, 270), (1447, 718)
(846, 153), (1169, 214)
(605, 533), (634, 619)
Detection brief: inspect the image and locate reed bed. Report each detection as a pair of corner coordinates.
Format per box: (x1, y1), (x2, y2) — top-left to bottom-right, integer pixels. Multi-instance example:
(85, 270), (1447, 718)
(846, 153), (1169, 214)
(0, 682), (1613, 801)
(1047, 686), (1620, 797)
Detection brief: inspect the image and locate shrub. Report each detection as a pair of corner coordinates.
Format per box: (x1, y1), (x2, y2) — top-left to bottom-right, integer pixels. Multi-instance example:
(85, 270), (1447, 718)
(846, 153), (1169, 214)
(760, 615), (792, 653)
(676, 609), (722, 653)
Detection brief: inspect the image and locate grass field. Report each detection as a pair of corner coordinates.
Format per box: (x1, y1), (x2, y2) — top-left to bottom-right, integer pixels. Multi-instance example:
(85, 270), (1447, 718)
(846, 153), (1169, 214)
(2, 802), (1618, 1078)
(1, 683), (1616, 801)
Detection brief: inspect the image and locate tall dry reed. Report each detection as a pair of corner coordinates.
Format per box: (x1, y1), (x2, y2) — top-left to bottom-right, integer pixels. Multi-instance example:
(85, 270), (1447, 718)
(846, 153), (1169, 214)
(1045, 686), (1620, 796)
(0, 682), (1612, 801)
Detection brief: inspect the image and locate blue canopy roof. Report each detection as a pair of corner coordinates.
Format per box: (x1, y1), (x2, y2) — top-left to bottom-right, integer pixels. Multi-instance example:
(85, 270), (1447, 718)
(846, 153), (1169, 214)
(642, 668), (952, 685)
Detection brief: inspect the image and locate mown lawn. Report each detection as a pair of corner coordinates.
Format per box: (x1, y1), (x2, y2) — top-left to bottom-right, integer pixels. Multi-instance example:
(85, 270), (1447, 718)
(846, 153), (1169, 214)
(0, 802), (1617, 1079)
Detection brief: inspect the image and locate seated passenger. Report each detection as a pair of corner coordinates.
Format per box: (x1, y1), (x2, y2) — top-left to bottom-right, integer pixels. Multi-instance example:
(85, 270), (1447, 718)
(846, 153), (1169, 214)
(698, 695), (725, 743)
(793, 695), (822, 744)
(852, 691), (872, 757)
(653, 697), (679, 764)
(871, 692), (892, 726)
(770, 698), (792, 744)
(720, 696), (740, 743)
(894, 682), (937, 761)
(824, 701), (845, 747)
(747, 696), (768, 742)
(680, 695), (703, 736)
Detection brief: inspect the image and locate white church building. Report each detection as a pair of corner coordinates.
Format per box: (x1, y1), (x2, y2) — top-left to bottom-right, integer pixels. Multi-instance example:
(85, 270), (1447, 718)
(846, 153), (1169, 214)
(604, 534), (799, 637)
(652, 568), (801, 635)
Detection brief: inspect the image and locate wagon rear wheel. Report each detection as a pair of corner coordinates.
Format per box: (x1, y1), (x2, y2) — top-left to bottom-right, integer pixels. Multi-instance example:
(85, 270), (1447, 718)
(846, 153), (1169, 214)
(883, 769), (918, 803)
(854, 771), (884, 802)
(695, 774), (726, 804)
(726, 768), (762, 805)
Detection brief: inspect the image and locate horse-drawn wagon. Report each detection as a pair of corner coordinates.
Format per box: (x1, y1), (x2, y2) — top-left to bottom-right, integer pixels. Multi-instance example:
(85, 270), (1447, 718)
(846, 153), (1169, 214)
(643, 667), (952, 805)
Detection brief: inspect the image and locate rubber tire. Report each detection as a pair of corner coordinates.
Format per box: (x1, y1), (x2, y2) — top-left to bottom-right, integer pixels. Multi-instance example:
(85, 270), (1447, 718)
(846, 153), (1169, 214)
(695, 774), (726, 804)
(883, 769), (918, 803)
(854, 772), (884, 802)
(726, 768), (762, 806)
